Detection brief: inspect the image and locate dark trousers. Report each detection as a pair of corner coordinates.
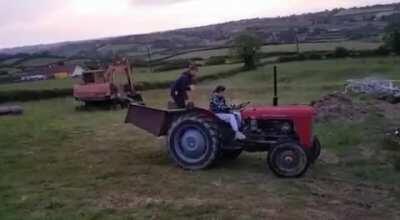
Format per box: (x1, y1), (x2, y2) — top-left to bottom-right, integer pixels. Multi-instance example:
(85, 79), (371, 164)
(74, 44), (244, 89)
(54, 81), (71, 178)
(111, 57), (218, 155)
(171, 94), (186, 108)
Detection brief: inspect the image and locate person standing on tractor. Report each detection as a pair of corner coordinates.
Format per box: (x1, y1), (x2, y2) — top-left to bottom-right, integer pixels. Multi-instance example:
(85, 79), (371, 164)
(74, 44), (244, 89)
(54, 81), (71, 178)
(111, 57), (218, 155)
(170, 64), (198, 108)
(210, 86), (246, 140)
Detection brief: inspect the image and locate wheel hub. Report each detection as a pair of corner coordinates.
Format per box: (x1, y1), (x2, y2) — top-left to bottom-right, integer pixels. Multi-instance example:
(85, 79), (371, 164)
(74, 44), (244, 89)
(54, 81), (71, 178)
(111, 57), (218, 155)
(176, 128), (208, 162)
(278, 150), (299, 171)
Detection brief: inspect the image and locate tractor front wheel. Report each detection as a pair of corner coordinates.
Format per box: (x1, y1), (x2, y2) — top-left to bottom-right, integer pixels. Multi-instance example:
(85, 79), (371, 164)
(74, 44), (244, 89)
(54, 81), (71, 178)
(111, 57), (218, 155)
(267, 143), (309, 178)
(310, 137), (321, 163)
(167, 115), (220, 170)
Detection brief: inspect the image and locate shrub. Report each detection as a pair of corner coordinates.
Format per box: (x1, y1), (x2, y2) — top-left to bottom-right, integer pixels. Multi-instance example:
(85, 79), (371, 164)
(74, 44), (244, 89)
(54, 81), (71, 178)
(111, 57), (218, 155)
(334, 47), (350, 58)
(277, 54), (306, 63)
(257, 51), (297, 59)
(231, 32), (262, 70)
(190, 57), (204, 62)
(384, 21), (400, 54)
(205, 56), (227, 66)
(130, 58), (148, 68)
(395, 155), (400, 171)
(0, 89), (72, 103)
(153, 59), (191, 72)
(307, 53), (323, 60)
(375, 46), (391, 56)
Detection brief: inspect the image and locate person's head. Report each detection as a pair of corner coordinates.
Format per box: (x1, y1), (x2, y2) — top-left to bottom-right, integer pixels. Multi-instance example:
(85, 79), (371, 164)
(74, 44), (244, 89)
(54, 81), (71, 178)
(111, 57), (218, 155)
(188, 63), (199, 76)
(213, 85), (226, 95)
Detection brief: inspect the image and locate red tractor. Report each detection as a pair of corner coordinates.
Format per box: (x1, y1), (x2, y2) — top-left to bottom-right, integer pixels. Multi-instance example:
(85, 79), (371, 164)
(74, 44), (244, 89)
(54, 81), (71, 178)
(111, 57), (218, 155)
(125, 67), (321, 177)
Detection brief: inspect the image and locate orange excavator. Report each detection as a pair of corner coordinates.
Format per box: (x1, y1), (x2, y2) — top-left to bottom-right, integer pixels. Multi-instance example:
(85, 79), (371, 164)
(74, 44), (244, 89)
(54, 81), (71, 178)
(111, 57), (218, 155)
(73, 58), (143, 108)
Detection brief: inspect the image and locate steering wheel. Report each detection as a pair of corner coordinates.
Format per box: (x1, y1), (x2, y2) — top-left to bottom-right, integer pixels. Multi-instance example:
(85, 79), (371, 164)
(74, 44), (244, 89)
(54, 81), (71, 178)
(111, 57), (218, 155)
(232, 102), (250, 110)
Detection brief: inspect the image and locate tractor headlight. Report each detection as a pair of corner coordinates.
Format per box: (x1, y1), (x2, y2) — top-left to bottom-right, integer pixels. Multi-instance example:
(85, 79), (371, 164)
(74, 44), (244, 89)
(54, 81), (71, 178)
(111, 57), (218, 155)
(281, 122), (291, 133)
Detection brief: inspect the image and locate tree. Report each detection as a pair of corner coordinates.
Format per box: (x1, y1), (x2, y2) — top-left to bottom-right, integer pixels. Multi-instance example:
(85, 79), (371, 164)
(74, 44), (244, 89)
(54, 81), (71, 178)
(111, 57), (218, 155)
(384, 22), (400, 54)
(231, 33), (262, 70)
(334, 47), (350, 58)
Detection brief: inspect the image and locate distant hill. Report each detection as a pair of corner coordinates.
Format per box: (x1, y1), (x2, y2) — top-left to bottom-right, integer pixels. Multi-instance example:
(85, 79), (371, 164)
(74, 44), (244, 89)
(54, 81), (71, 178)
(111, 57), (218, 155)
(0, 2), (399, 59)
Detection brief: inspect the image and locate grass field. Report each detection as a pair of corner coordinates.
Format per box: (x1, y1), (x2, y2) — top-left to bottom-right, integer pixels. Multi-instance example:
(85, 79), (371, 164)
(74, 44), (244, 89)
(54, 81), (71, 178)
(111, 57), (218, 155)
(0, 58), (22, 66)
(167, 41), (382, 60)
(1, 57), (400, 219)
(20, 58), (64, 67)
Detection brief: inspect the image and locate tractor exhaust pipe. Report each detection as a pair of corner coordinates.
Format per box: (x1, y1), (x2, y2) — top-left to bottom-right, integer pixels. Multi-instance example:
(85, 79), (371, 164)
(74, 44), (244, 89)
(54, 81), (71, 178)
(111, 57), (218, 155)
(273, 66), (278, 106)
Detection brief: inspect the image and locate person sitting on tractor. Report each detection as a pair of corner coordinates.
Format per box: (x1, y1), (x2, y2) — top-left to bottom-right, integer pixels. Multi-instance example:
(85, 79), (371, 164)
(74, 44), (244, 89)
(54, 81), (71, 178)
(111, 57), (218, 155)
(170, 64), (198, 108)
(210, 85), (246, 140)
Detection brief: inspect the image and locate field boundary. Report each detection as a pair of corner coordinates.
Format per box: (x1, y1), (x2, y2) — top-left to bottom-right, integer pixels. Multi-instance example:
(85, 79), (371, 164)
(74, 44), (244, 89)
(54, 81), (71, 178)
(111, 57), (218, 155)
(0, 66), (247, 103)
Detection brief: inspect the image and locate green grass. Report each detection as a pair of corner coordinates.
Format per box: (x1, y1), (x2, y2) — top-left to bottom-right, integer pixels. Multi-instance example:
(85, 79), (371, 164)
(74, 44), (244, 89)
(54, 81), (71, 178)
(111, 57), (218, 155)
(1, 57), (400, 219)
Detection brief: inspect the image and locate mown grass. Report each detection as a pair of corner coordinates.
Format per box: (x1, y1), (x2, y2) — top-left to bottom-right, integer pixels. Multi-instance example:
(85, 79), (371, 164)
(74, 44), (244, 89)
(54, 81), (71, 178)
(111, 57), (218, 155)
(1, 57), (400, 219)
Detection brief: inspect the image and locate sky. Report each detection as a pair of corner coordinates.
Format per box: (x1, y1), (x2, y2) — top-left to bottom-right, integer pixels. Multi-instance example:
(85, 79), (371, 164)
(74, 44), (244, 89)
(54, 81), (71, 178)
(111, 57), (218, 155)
(0, 0), (398, 49)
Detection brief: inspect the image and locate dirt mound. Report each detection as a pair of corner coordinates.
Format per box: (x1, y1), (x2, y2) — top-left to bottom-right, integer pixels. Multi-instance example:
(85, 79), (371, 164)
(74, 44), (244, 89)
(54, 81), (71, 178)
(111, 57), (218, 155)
(311, 92), (369, 122)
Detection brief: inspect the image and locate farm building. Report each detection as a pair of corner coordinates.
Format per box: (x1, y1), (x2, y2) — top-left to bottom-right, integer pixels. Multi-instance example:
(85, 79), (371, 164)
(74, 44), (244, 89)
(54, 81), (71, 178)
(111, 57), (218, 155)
(45, 64), (84, 79)
(21, 64), (84, 81)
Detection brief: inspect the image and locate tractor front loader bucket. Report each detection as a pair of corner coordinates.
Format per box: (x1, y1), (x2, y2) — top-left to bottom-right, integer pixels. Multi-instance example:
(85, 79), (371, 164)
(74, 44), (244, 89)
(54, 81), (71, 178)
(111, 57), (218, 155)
(125, 104), (185, 136)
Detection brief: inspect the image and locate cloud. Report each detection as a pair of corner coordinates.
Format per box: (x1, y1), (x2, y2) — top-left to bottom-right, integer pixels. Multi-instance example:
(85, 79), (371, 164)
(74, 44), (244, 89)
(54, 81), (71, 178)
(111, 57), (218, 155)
(0, 0), (60, 27)
(130, 0), (191, 6)
(0, 0), (398, 48)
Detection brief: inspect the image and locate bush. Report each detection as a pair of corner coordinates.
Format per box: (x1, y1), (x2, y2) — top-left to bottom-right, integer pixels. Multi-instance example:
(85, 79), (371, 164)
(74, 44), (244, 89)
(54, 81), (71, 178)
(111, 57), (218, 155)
(307, 53), (324, 60)
(231, 32), (262, 70)
(130, 58), (148, 68)
(334, 47), (350, 58)
(278, 54), (306, 63)
(385, 31), (400, 55)
(153, 59), (191, 72)
(395, 155), (400, 171)
(205, 56), (227, 66)
(375, 46), (391, 56)
(190, 57), (204, 62)
(257, 51), (297, 59)
(0, 89), (72, 103)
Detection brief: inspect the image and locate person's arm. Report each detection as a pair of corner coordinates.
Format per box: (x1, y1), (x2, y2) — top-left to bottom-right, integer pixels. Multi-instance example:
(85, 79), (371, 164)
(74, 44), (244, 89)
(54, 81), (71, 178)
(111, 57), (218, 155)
(211, 95), (231, 113)
(220, 96), (232, 112)
(183, 75), (193, 91)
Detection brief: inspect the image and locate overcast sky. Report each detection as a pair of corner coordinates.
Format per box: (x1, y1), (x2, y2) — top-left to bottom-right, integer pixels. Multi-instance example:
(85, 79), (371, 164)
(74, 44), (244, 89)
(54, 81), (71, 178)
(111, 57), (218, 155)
(0, 0), (398, 49)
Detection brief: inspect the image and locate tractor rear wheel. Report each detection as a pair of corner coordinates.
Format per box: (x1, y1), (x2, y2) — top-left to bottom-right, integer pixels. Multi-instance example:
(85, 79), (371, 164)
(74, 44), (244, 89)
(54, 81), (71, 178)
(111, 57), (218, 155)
(167, 114), (220, 170)
(267, 143), (309, 178)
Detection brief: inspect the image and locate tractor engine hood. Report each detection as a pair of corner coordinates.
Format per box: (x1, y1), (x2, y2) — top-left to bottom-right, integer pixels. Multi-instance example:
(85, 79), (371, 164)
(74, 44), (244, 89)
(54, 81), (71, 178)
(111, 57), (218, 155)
(241, 105), (315, 120)
(242, 105), (316, 148)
